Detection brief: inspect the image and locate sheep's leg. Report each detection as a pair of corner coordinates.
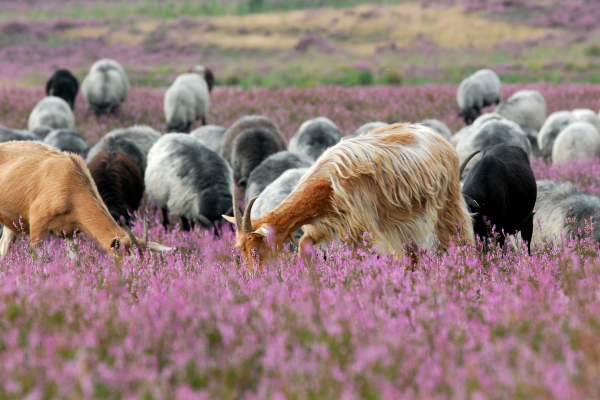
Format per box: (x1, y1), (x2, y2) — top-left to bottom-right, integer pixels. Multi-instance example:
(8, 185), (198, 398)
(162, 208), (170, 230)
(201, 116), (207, 126)
(181, 217), (191, 232)
(520, 214), (534, 256)
(0, 227), (17, 258)
(190, 220), (196, 230)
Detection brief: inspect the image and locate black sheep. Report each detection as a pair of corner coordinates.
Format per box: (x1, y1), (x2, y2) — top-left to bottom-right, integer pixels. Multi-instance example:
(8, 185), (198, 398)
(88, 151), (145, 224)
(46, 69), (79, 110)
(460, 144), (537, 254)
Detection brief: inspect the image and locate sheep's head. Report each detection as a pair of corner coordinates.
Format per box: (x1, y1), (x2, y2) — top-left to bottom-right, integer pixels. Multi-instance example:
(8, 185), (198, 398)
(223, 196), (274, 270)
(113, 219), (172, 258)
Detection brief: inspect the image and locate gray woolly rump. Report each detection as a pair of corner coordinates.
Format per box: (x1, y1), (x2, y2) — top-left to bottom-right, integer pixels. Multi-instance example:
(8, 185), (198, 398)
(81, 58), (130, 114)
(537, 111), (576, 159)
(251, 167), (309, 244)
(86, 125), (162, 175)
(190, 125), (226, 154)
(494, 90), (547, 131)
(419, 119), (451, 142)
(145, 134), (233, 223)
(289, 117), (341, 160)
(245, 151), (314, 203)
(43, 129), (89, 154)
(220, 115), (286, 165)
(28, 96), (75, 131)
(534, 180), (600, 244)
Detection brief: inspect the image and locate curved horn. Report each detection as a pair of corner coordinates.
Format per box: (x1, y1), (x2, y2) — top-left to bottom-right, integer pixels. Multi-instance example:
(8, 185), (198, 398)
(242, 196), (258, 233)
(232, 194), (242, 228)
(459, 150), (480, 178)
(120, 222), (140, 252)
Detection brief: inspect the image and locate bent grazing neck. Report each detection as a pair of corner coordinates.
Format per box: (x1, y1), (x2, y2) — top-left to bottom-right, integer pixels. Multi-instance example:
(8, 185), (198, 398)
(254, 177), (333, 247)
(74, 192), (126, 251)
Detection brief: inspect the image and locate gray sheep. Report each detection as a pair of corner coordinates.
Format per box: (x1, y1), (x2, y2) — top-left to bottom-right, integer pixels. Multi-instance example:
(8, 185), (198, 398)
(289, 117), (341, 160)
(419, 119), (451, 142)
(190, 124), (226, 154)
(245, 151), (314, 203)
(494, 89), (547, 131)
(533, 180), (600, 246)
(28, 96), (75, 131)
(342, 121), (388, 141)
(220, 115), (287, 186)
(145, 133), (233, 231)
(81, 59), (130, 115)
(43, 129), (89, 154)
(0, 126), (40, 143)
(456, 117), (531, 175)
(86, 125), (162, 176)
(457, 69), (501, 125)
(551, 121), (600, 165)
(537, 111), (576, 159)
(164, 65), (214, 132)
(451, 113), (503, 147)
(250, 167), (309, 245)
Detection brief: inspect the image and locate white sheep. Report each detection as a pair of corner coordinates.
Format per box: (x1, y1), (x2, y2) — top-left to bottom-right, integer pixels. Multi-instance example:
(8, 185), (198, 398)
(537, 111), (576, 159)
(451, 113), (504, 147)
(28, 96), (74, 131)
(189, 124), (226, 154)
(164, 65), (214, 132)
(572, 109), (600, 133)
(551, 121), (600, 165)
(81, 59), (130, 115)
(494, 89), (547, 131)
(457, 69), (501, 125)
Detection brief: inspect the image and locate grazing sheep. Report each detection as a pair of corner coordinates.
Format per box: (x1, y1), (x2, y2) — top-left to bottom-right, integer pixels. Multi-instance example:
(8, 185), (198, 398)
(224, 123), (474, 269)
(518, 123), (540, 159)
(46, 69), (79, 110)
(289, 117), (341, 160)
(251, 167), (309, 244)
(0, 126), (41, 143)
(343, 121), (388, 140)
(245, 151), (314, 203)
(456, 118), (532, 175)
(494, 90), (547, 131)
(81, 59), (130, 115)
(86, 125), (162, 176)
(0, 141), (170, 257)
(460, 145), (537, 254)
(551, 121), (600, 165)
(457, 69), (501, 125)
(28, 96), (75, 131)
(145, 134), (233, 231)
(533, 180), (600, 245)
(537, 111), (576, 159)
(88, 151), (145, 224)
(190, 124), (226, 153)
(572, 109), (600, 133)
(451, 113), (503, 147)
(43, 129), (89, 154)
(164, 65), (214, 132)
(220, 115), (287, 186)
(419, 119), (452, 142)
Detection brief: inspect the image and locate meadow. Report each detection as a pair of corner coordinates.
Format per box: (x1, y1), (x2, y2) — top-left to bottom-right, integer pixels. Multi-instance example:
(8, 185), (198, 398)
(2, 84), (600, 398)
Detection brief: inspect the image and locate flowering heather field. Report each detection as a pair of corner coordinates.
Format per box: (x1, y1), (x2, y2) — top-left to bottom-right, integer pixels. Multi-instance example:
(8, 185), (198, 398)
(3, 84), (600, 398)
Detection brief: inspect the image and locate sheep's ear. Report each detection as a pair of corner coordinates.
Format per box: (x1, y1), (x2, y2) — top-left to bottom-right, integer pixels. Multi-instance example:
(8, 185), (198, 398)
(254, 227), (268, 237)
(222, 215), (237, 225)
(148, 242), (172, 252)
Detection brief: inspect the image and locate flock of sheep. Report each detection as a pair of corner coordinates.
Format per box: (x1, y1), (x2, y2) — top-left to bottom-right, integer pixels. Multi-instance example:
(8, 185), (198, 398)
(0, 59), (599, 265)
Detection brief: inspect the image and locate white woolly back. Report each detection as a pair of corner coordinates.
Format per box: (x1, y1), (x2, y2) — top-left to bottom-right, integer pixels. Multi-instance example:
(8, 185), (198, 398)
(297, 123), (473, 254)
(164, 73), (210, 127)
(28, 96), (75, 131)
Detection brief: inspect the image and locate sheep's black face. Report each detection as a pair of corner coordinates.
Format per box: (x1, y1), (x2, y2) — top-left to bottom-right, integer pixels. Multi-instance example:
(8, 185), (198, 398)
(460, 108), (481, 125)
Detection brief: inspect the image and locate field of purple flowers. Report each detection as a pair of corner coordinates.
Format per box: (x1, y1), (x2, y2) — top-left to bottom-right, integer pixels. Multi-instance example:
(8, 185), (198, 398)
(2, 84), (600, 398)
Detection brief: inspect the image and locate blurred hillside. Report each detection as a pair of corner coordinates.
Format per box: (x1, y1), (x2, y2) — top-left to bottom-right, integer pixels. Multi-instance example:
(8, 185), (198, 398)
(1, 0), (600, 87)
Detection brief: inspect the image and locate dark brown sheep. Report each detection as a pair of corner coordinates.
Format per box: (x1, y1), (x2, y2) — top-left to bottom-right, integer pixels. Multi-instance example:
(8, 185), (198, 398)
(88, 151), (144, 224)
